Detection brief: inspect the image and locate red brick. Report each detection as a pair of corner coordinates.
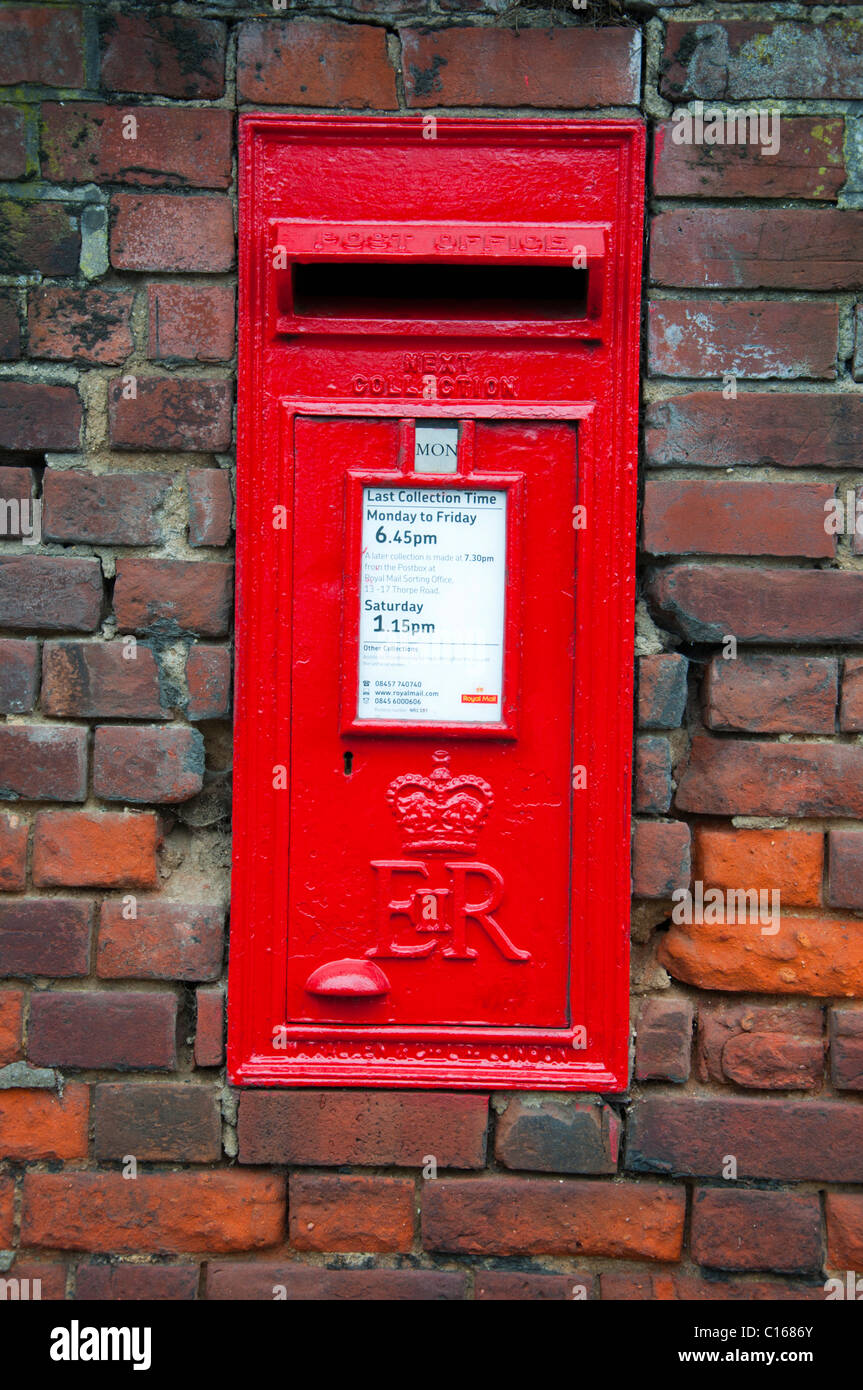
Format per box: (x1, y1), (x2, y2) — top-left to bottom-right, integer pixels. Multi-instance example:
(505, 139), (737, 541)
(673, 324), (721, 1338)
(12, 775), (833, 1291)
(75, 1263), (199, 1301)
(634, 735), (672, 814)
(646, 391), (863, 470)
(402, 26), (640, 107)
(0, 467), (31, 517)
(194, 987), (224, 1068)
(0, 1175), (13, 1246)
(94, 1082), (220, 1163)
(22, 1171), (283, 1254)
(662, 20), (863, 101)
(42, 641), (168, 720)
(636, 998), (694, 1082)
(704, 654), (838, 734)
(695, 827), (823, 909)
(42, 104), (232, 191)
(0, 199), (79, 276)
(0, 383), (81, 452)
(100, 12), (226, 99)
(148, 284), (234, 360)
(0, 286), (19, 358)
(720, 1034), (825, 1092)
(494, 1097), (619, 1174)
(28, 991), (177, 1071)
(2, 1262), (66, 1300)
(206, 1264), (465, 1301)
(644, 479), (834, 559)
(0, 462), (31, 501)
(28, 287), (133, 366)
(650, 565), (863, 644)
(93, 726), (204, 804)
(826, 1194), (863, 1269)
(829, 1006), (863, 1091)
(476, 1272), (597, 1300)
(237, 19), (396, 107)
(238, 1090), (487, 1168)
(0, 1082), (88, 1161)
(828, 829), (863, 909)
(692, 1189), (821, 1275)
(0, 813), (26, 893)
(33, 810), (159, 889)
(0, 724), (87, 801)
(601, 1271), (822, 1301)
(108, 378), (232, 452)
(0, 899), (91, 978)
(110, 194), (233, 272)
(697, 1002), (825, 1090)
(0, 989), (23, 1063)
(632, 820), (691, 899)
(0, 5), (84, 86)
(114, 559), (233, 638)
(43, 469), (170, 545)
(0, 108), (28, 181)
(188, 469), (232, 547)
(97, 900), (222, 981)
(423, 1178), (684, 1260)
(840, 657), (863, 731)
(289, 1174), (414, 1253)
(0, 639), (38, 714)
(0, 464), (34, 538)
(653, 209), (863, 291)
(628, 1096), (863, 1182)
(653, 116), (845, 200)
(638, 653), (688, 729)
(186, 647), (231, 721)
(0, 556), (100, 632)
(678, 734), (863, 818)
(649, 301), (838, 379)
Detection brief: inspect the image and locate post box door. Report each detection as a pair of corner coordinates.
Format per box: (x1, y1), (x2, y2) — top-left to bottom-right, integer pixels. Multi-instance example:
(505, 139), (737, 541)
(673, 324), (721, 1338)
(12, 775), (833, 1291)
(284, 413), (578, 1030)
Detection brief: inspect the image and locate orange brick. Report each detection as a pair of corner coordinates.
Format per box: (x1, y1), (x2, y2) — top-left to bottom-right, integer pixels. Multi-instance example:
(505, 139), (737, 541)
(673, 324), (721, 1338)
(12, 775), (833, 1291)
(0, 988), (24, 1063)
(660, 915), (863, 996)
(32, 810), (159, 888)
(694, 827), (823, 908)
(0, 1083), (89, 1160)
(22, 1172), (284, 1254)
(289, 1174), (414, 1253)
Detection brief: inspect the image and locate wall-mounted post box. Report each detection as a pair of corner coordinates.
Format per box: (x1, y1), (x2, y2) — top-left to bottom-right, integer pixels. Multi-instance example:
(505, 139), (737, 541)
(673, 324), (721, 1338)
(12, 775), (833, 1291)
(230, 117), (645, 1090)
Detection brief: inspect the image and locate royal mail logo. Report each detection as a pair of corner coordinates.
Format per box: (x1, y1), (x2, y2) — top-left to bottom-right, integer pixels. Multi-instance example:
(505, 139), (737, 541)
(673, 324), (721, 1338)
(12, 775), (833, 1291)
(371, 753), (530, 961)
(387, 749), (493, 854)
(461, 692), (498, 705)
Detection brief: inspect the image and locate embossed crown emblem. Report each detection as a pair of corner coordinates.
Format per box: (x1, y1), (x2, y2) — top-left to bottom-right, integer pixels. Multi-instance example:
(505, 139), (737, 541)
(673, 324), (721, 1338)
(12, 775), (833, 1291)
(386, 750), (494, 854)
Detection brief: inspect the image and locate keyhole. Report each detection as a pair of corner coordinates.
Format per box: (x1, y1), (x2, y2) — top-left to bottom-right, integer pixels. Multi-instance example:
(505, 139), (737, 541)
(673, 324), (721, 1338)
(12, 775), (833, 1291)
(343, 751), (353, 777)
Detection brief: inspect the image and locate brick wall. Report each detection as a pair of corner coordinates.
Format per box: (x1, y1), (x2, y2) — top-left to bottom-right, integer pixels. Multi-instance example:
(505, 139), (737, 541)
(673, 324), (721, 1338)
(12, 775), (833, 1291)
(1, 0), (862, 1302)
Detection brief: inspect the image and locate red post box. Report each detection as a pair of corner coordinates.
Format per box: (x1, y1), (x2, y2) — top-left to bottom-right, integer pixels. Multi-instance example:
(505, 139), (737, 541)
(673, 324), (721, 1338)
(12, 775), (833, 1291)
(230, 116), (645, 1090)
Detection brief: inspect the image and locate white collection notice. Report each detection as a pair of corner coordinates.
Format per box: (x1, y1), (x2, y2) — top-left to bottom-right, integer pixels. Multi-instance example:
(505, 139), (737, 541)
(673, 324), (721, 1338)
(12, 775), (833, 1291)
(358, 485), (507, 722)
